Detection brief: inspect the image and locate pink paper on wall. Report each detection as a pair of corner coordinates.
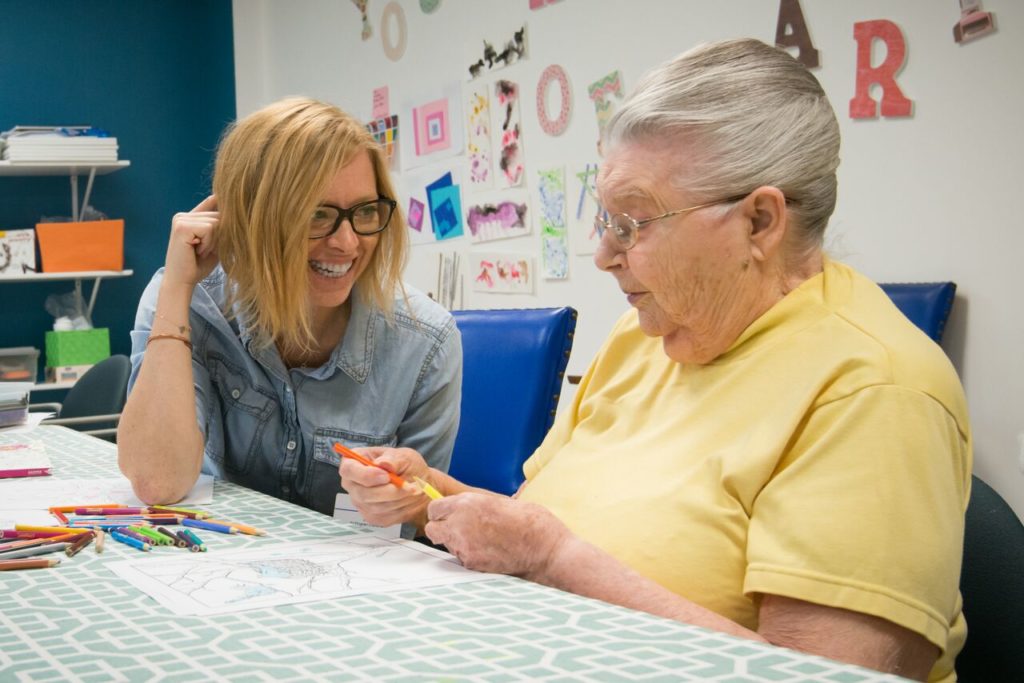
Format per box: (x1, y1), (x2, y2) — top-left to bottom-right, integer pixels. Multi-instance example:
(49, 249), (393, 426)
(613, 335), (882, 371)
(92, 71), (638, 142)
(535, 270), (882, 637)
(413, 98), (452, 156)
(373, 87), (390, 119)
(536, 64), (572, 136)
(849, 20), (913, 119)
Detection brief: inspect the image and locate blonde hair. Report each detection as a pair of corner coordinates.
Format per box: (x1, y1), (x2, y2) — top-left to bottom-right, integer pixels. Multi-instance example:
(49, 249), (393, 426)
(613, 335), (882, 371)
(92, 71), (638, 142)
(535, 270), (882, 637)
(212, 97), (407, 352)
(605, 39), (840, 251)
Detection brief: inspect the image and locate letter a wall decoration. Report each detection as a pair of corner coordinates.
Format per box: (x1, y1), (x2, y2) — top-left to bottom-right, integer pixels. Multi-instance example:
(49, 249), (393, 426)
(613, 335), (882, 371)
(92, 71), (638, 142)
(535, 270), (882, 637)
(775, 0), (819, 68)
(849, 20), (913, 119)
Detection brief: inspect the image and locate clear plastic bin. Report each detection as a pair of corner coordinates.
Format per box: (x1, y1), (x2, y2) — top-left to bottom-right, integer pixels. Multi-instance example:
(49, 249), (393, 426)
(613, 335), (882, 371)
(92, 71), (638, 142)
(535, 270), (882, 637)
(0, 347), (39, 383)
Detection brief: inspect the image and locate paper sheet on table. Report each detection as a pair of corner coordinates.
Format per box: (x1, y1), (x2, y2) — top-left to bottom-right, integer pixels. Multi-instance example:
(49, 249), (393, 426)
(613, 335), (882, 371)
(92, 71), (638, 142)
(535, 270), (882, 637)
(107, 534), (489, 616)
(0, 413), (54, 433)
(0, 474), (214, 528)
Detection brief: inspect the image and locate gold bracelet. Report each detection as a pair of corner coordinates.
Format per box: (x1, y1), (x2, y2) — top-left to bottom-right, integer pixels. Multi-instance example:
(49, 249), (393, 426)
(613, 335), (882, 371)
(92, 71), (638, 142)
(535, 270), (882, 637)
(154, 312), (191, 335)
(146, 333), (193, 350)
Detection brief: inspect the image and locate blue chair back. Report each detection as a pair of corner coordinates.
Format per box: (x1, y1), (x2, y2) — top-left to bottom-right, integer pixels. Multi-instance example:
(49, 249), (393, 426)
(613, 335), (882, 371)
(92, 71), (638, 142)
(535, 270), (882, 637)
(449, 307), (577, 495)
(878, 282), (956, 342)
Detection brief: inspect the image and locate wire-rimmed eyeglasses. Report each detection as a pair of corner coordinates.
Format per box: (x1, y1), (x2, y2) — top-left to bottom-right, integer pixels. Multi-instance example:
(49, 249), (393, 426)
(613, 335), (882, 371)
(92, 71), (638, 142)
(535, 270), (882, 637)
(309, 197), (397, 240)
(594, 194), (750, 250)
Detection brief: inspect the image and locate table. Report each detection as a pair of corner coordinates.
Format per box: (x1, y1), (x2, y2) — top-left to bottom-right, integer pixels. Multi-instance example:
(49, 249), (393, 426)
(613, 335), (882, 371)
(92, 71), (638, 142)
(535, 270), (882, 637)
(0, 427), (906, 682)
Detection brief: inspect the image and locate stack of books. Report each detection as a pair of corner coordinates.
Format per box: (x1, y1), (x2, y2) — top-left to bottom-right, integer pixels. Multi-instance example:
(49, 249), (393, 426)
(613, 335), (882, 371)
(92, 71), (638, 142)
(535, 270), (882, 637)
(0, 126), (118, 163)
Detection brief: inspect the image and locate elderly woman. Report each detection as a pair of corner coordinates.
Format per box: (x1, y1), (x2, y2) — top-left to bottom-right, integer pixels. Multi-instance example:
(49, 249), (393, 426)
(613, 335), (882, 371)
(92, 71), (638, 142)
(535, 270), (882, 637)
(119, 98), (461, 523)
(342, 39), (969, 682)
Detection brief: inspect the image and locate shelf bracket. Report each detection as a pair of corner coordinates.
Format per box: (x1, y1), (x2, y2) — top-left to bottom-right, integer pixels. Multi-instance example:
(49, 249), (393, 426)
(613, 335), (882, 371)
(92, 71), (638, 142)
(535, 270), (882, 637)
(74, 276), (104, 321)
(69, 167), (98, 222)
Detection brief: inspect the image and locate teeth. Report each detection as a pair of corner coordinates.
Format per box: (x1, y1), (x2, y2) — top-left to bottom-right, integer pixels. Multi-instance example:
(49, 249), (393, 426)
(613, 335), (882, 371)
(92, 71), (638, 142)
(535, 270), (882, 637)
(310, 260), (353, 278)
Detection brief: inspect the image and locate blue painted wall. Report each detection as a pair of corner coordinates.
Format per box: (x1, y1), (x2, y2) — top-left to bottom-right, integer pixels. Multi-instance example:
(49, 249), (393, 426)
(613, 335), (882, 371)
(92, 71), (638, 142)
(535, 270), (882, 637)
(0, 0), (235, 384)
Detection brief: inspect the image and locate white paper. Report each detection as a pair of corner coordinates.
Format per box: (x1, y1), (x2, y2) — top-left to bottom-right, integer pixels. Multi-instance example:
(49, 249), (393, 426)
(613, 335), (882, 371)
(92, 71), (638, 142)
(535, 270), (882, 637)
(333, 492), (401, 539)
(0, 474), (214, 512)
(107, 534), (487, 616)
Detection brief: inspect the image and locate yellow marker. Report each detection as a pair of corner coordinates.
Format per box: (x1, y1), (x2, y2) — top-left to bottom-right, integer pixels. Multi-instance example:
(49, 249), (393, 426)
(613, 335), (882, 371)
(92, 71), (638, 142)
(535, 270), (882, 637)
(413, 476), (443, 500)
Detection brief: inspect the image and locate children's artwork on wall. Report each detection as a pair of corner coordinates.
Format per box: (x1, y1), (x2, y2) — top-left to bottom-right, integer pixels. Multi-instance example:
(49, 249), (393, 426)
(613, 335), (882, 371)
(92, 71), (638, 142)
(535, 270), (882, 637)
(537, 167), (569, 280)
(588, 70), (624, 146)
(568, 162), (602, 256)
(426, 173), (464, 241)
(350, 0), (372, 40)
(953, 0), (995, 44)
(472, 252), (534, 294)
(436, 251), (462, 310)
(407, 197), (426, 232)
(529, 0), (562, 9)
(398, 164), (464, 245)
(420, 0), (442, 13)
(380, 1), (407, 61)
(849, 20), (913, 119)
(466, 88), (493, 187)
(372, 86), (389, 118)
(413, 99), (451, 156)
(775, 0), (819, 68)
(465, 194), (530, 243)
(400, 83), (464, 170)
(495, 80), (525, 188)
(366, 115), (400, 171)
(466, 25), (527, 80)
(536, 64), (572, 136)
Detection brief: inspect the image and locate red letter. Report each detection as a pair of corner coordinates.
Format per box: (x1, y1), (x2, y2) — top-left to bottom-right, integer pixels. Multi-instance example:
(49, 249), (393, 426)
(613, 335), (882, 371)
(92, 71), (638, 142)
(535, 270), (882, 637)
(849, 20), (913, 119)
(776, 0), (820, 69)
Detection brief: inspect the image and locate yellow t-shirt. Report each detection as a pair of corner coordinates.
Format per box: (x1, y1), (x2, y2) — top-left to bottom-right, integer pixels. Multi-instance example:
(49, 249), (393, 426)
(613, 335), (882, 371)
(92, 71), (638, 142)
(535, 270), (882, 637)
(521, 259), (971, 683)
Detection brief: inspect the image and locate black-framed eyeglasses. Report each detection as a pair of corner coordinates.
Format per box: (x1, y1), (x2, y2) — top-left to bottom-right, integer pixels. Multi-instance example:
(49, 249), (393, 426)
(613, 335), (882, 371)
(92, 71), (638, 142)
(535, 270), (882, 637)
(309, 197), (397, 239)
(594, 194), (751, 250)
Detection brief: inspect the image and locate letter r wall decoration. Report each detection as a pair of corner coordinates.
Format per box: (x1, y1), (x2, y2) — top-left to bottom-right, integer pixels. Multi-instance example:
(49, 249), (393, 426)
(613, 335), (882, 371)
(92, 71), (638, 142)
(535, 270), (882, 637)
(849, 20), (913, 119)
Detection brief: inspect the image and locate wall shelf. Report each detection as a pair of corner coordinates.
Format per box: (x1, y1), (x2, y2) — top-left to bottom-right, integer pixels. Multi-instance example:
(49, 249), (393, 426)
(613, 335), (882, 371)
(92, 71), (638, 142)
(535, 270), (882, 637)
(0, 160), (130, 176)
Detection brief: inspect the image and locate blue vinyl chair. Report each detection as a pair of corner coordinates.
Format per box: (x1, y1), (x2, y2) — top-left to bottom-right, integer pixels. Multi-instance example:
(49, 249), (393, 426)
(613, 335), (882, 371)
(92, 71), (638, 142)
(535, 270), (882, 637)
(449, 307), (577, 495)
(878, 282), (956, 343)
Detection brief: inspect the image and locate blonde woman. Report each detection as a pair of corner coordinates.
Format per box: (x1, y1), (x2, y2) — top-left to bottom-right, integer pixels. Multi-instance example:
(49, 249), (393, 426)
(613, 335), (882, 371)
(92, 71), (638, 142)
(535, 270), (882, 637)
(119, 98), (461, 523)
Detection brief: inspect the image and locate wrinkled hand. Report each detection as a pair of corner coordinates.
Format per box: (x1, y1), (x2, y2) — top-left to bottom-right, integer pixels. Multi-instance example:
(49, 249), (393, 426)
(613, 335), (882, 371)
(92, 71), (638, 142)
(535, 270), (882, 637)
(339, 447), (431, 527)
(164, 195), (219, 288)
(425, 494), (572, 578)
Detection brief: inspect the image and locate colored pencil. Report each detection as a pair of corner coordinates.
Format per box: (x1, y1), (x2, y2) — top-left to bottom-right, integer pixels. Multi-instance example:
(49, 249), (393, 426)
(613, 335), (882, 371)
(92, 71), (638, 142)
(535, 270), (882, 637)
(93, 528), (105, 553)
(204, 518), (266, 536)
(0, 543), (70, 559)
(180, 528), (207, 551)
(0, 557), (62, 571)
(49, 504), (124, 513)
(151, 505), (210, 519)
(157, 527), (187, 548)
(14, 525), (89, 535)
(109, 531), (150, 552)
(65, 532), (94, 557)
(333, 442), (411, 490)
(74, 507), (148, 516)
(0, 533), (81, 553)
(182, 518), (237, 534)
(132, 527), (170, 545)
(175, 530), (203, 552)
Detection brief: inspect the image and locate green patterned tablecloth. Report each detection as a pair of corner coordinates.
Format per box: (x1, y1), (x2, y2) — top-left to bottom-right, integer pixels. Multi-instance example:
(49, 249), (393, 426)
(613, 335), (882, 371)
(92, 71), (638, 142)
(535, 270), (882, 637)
(0, 427), (906, 682)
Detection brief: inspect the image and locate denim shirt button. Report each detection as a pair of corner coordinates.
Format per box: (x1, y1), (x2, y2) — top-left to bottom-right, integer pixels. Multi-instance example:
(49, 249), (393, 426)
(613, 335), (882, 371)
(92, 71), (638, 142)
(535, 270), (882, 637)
(231, 389), (241, 399)
(286, 440), (296, 451)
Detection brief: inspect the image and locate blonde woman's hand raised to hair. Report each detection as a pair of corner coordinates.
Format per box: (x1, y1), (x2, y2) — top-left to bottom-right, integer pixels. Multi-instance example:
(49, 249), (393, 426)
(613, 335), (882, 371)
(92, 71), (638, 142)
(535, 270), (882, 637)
(164, 195), (220, 289)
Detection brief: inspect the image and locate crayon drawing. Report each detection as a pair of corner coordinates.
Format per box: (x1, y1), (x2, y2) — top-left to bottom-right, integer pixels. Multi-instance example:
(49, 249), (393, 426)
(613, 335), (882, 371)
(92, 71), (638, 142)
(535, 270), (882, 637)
(495, 80), (525, 188)
(108, 535), (485, 616)
(537, 167), (569, 279)
(472, 253), (534, 294)
(569, 162), (603, 255)
(588, 70), (624, 145)
(465, 197), (530, 243)
(466, 25), (527, 80)
(466, 88), (493, 187)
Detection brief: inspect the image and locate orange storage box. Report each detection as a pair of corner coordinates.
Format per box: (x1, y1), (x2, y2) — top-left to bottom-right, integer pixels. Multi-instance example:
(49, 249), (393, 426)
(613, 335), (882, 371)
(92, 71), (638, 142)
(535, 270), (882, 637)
(35, 219), (124, 272)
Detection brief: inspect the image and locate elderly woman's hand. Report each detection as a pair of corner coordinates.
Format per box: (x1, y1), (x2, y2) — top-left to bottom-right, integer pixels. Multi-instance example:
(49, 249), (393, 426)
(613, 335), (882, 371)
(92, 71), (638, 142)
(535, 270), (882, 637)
(339, 447), (431, 527)
(424, 493), (572, 579)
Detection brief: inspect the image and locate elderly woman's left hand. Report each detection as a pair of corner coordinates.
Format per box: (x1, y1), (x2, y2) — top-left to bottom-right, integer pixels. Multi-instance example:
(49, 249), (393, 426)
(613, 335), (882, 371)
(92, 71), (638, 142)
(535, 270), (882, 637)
(424, 493), (572, 579)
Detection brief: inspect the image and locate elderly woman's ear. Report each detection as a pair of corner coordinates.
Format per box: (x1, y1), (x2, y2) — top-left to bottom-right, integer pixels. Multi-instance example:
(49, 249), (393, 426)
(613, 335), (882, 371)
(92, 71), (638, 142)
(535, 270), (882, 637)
(744, 186), (789, 263)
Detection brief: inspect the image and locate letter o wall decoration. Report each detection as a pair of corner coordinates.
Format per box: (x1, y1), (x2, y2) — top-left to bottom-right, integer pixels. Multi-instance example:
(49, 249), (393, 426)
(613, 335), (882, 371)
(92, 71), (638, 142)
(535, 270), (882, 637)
(536, 64), (571, 136)
(381, 1), (407, 61)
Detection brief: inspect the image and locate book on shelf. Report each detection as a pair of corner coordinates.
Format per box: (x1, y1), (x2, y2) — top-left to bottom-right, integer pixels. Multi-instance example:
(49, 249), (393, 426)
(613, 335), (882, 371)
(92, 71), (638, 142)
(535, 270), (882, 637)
(0, 125), (118, 163)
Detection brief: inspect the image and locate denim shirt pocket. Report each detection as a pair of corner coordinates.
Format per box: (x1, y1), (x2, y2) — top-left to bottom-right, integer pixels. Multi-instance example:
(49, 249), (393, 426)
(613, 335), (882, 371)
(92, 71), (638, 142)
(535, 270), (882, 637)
(307, 428), (398, 515)
(208, 353), (276, 476)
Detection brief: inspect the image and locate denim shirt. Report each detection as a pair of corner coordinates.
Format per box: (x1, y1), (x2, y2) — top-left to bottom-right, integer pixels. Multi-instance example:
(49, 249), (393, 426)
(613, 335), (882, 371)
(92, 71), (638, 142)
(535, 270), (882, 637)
(128, 266), (462, 518)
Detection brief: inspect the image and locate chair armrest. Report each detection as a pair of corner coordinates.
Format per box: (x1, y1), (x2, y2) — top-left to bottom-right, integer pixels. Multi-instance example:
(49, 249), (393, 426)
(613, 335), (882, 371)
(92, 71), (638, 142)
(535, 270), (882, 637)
(29, 402), (63, 413)
(41, 413), (121, 428)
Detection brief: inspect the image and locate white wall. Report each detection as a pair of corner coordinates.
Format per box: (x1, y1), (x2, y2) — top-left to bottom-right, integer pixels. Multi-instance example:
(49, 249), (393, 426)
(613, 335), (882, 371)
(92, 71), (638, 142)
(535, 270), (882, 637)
(233, 0), (1024, 519)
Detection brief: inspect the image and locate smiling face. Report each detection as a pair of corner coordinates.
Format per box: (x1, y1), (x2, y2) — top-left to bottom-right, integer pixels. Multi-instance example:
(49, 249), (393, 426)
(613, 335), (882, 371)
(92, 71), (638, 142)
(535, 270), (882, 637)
(594, 139), (763, 364)
(306, 150), (381, 312)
